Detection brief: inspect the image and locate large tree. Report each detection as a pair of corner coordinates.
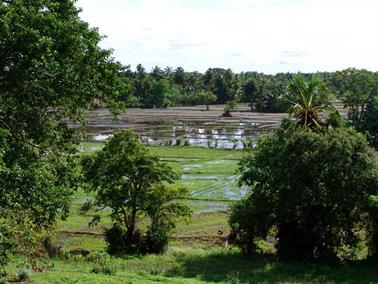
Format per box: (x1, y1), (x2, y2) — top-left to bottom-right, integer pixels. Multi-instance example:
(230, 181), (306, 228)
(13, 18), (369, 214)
(0, 0), (127, 262)
(230, 122), (378, 260)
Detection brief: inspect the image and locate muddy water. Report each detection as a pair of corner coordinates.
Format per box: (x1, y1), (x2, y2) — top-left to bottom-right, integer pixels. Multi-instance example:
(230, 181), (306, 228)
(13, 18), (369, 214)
(81, 108), (286, 149)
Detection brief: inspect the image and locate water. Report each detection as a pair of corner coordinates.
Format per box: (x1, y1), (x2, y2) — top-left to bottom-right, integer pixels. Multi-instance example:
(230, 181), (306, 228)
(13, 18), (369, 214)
(91, 120), (275, 149)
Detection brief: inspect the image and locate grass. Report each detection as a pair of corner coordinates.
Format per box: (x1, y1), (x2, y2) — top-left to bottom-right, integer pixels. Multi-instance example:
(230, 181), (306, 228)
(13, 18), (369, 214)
(10, 247), (377, 284)
(5, 142), (378, 283)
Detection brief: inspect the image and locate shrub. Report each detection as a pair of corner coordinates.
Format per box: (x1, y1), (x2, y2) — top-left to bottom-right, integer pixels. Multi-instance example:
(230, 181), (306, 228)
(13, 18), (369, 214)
(86, 251), (117, 275)
(0, 222), (14, 266)
(104, 226), (127, 255)
(12, 266), (31, 282)
(366, 195), (378, 259)
(146, 223), (170, 254)
(86, 251), (110, 265)
(91, 265), (117, 275)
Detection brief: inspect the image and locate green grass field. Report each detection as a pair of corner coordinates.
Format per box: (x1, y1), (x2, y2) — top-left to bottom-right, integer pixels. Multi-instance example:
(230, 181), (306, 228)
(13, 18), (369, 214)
(5, 143), (378, 283)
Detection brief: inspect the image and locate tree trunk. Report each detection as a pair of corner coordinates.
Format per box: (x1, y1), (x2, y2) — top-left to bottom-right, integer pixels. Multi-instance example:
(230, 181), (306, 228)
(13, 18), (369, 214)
(125, 207), (137, 245)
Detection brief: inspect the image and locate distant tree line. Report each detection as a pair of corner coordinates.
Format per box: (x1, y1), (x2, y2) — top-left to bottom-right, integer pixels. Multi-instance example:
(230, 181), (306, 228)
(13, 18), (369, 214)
(121, 65), (378, 143)
(121, 65), (375, 110)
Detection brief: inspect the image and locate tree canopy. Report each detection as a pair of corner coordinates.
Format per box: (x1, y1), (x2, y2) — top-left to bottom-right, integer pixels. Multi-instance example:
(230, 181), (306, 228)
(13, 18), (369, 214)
(230, 122), (378, 260)
(0, 0), (127, 263)
(81, 130), (191, 254)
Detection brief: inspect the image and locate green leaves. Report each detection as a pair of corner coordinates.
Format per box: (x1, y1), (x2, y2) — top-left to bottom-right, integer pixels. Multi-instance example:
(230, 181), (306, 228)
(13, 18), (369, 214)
(335, 68), (378, 142)
(195, 91), (217, 110)
(289, 74), (328, 131)
(0, 0), (128, 264)
(231, 123), (378, 259)
(81, 130), (191, 254)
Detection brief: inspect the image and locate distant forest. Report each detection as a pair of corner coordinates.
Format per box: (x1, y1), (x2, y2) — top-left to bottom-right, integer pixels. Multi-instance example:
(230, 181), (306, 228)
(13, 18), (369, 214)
(120, 65), (377, 112)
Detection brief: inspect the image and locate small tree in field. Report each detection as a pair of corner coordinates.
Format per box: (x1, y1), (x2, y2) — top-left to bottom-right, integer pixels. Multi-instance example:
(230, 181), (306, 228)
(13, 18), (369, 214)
(230, 121), (378, 260)
(81, 130), (191, 254)
(195, 91), (217, 110)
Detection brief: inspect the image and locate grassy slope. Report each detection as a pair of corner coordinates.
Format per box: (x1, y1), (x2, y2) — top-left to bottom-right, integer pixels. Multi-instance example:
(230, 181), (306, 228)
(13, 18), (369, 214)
(7, 144), (378, 283)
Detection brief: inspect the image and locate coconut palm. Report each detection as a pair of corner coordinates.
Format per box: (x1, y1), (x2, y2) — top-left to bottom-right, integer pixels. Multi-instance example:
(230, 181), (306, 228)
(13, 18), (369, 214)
(289, 74), (324, 131)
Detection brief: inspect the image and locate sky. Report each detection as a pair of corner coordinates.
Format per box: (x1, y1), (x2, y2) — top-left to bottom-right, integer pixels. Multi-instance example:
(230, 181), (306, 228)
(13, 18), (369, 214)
(76, 0), (378, 74)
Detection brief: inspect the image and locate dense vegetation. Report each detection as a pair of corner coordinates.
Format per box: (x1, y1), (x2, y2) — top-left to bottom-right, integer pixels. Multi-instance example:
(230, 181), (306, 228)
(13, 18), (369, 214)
(0, 0), (126, 269)
(229, 76), (378, 261)
(122, 65), (378, 142)
(230, 122), (378, 259)
(1, 0), (378, 283)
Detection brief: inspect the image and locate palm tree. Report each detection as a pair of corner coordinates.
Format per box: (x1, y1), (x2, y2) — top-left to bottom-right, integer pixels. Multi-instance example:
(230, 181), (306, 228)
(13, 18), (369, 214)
(289, 74), (324, 131)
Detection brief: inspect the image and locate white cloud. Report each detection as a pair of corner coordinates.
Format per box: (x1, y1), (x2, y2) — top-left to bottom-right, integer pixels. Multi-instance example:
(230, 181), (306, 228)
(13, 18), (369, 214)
(76, 0), (378, 73)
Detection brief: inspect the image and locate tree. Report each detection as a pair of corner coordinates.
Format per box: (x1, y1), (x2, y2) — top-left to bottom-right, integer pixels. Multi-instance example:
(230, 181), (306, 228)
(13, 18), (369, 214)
(133, 64), (152, 108)
(81, 130), (191, 254)
(0, 0), (127, 263)
(241, 80), (258, 111)
(223, 100), (237, 117)
(361, 95), (378, 145)
(289, 74), (327, 131)
(150, 79), (173, 108)
(336, 68), (378, 144)
(230, 122), (378, 260)
(336, 68), (377, 131)
(195, 91), (217, 110)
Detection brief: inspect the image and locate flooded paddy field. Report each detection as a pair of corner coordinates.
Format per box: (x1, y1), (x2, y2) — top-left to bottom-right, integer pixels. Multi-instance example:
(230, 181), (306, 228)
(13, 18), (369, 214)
(55, 145), (248, 251)
(79, 144), (247, 213)
(57, 108), (286, 248)
(74, 105), (287, 149)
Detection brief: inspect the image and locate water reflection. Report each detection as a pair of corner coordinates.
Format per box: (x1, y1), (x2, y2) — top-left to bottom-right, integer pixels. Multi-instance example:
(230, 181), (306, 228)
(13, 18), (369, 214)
(91, 120), (275, 149)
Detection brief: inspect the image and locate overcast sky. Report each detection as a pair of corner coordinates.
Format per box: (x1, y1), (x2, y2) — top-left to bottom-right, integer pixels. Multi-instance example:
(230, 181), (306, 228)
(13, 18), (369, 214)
(76, 0), (378, 74)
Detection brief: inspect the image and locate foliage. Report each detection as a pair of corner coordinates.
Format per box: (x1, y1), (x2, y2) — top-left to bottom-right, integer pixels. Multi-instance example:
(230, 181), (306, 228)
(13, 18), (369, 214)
(0, 0), (127, 264)
(335, 68), (377, 132)
(86, 251), (117, 275)
(222, 100), (237, 117)
(361, 95), (378, 144)
(230, 122), (378, 260)
(365, 195), (378, 258)
(195, 91), (217, 110)
(0, 218), (14, 266)
(82, 130), (191, 254)
(289, 74), (329, 131)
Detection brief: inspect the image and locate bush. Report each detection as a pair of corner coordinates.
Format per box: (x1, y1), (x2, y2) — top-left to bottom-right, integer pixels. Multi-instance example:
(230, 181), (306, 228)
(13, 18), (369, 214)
(86, 251), (117, 275)
(91, 265), (117, 275)
(230, 122), (378, 260)
(12, 266), (31, 282)
(86, 251), (110, 265)
(0, 223), (14, 266)
(146, 224), (170, 254)
(104, 226), (127, 255)
(366, 195), (378, 259)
